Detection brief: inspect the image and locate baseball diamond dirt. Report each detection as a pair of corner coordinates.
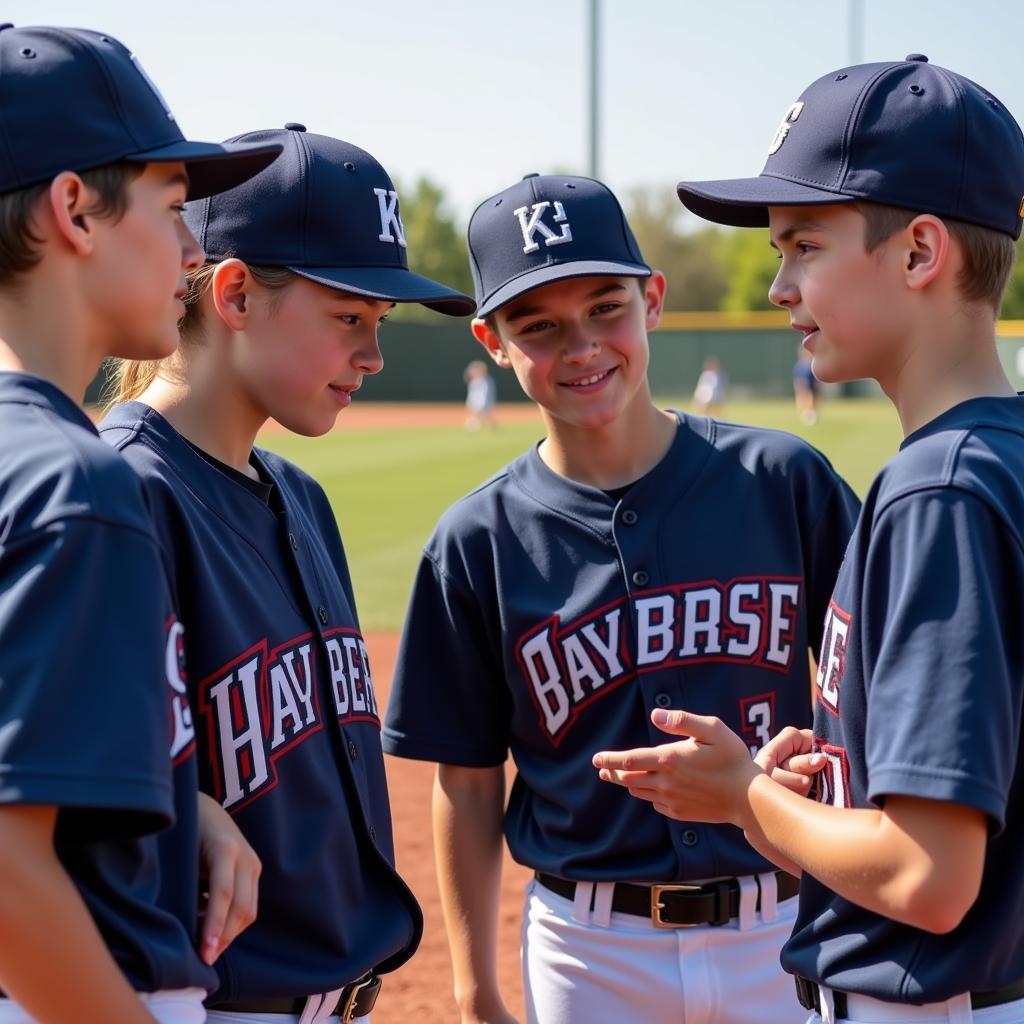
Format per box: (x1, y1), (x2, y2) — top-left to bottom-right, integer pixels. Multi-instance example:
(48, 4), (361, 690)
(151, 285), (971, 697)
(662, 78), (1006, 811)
(368, 631), (531, 1023)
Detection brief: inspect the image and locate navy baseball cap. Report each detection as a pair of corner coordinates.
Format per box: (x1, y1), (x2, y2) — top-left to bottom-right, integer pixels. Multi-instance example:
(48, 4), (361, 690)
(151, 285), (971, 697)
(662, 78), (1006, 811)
(0, 24), (281, 200)
(677, 55), (1024, 239)
(467, 174), (650, 317)
(184, 125), (475, 316)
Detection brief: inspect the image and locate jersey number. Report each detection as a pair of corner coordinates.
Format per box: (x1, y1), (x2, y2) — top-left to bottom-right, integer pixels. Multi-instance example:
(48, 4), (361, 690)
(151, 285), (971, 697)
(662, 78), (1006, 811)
(740, 693), (776, 755)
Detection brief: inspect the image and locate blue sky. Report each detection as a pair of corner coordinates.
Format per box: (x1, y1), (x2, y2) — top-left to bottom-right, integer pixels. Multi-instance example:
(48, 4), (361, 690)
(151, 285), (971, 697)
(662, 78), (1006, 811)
(8, 1), (1020, 222)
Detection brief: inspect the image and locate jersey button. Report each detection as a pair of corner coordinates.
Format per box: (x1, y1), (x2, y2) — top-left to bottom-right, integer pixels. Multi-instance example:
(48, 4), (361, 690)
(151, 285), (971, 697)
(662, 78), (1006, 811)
(318, 605), (328, 624)
(369, 825), (377, 842)
(631, 570), (649, 587)
(681, 828), (699, 847)
(289, 532), (298, 549)
(621, 509), (638, 526)
(348, 740), (358, 760)
(654, 692), (672, 709)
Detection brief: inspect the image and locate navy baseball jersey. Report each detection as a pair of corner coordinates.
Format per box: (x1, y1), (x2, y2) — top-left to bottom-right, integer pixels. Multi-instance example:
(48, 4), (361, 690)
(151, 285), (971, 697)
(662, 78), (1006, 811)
(100, 402), (422, 1001)
(783, 396), (1024, 1002)
(384, 411), (860, 881)
(0, 372), (216, 994)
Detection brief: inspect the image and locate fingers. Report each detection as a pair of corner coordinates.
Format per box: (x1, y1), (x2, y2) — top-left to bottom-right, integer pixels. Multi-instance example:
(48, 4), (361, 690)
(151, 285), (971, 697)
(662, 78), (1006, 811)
(593, 711), (724, 769)
(201, 839), (261, 964)
(769, 768), (817, 794)
(592, 747), (661, 772)
(597, 767), (652, 787)
(784, 752), (826, 775)
(650, 707), (722, 739)
(216, 848), (260, 959)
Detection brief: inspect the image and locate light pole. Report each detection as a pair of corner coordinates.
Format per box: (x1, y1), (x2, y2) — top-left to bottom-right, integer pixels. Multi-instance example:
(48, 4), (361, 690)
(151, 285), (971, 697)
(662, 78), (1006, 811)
(848, 0), (864, 64)
(588, 0), (600, 178)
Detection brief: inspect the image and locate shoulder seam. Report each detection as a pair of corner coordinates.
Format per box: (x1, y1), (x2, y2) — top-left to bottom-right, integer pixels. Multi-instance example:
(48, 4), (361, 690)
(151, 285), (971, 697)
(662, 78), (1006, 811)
(874, 483), (1024, 557)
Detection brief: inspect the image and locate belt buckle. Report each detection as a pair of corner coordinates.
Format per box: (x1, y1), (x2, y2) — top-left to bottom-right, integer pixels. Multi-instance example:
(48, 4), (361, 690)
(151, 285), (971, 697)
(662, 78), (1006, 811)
(650, 883), (703, 928)
(340, 974), (374, 1022)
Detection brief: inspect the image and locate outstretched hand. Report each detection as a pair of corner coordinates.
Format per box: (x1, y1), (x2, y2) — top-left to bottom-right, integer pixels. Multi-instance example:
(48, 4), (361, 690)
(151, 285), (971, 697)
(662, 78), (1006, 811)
(592, 708), (761, 826)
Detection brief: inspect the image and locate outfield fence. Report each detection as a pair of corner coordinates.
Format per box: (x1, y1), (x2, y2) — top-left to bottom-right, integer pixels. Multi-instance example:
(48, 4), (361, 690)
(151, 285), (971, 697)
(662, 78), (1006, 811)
(86, 315), (1024, 404)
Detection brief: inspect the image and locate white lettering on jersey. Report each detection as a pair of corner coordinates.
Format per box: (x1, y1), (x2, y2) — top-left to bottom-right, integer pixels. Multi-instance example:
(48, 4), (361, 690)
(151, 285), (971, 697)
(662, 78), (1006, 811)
(199, 628), (379, 811)
(206, 649), (270, 809)
(725, 581), (762, 657)
(636, 594), (675, 665)
(580, 610), (624, 676)
(766, 582), (800, 666)
(165, 618), (196, 765)
(679, 587), (723, 657)
(817, 743), (852, 808)
(268, 644), (316, 749)
(816, 600), (851, 715)
(516, 577), (803, 744)
(374, 188), (407, 247)
(562, 633), (604, 702)
(519, 625), (570, 737)
(324, 629), (379, 722)
(513, 201), (573, 254)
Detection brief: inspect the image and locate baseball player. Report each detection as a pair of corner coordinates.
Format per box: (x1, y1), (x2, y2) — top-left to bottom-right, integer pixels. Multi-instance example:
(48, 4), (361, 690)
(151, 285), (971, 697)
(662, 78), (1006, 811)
(0, 24), (280, 1024)
(597, 55), (1024, 1022)
(382, 173), (861, 1024)
(100, 125), (476, 1024)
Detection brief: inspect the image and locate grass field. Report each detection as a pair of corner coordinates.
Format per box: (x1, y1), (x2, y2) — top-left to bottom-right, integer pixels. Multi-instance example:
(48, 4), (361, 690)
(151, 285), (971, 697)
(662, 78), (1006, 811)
(257, 398), (902, 631)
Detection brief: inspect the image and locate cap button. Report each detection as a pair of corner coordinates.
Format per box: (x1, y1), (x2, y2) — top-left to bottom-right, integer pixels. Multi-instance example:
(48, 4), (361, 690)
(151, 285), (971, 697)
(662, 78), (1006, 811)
(905, 53), (929, 63)
(284, 122), (307, 132)
(522, 172), (540, 179)
(0, 22), (15, 30)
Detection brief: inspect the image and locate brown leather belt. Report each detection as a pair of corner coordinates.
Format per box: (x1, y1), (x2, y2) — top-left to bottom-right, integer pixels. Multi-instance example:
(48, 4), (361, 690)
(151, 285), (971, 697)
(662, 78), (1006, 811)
(207, 972), (380, 1020)
(795, 975), (1024, 1018)
(535, 869), (800, 927)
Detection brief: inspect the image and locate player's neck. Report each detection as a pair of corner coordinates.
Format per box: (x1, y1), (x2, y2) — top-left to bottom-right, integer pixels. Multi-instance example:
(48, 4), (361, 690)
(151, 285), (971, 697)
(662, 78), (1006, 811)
(139, 349), (267, 481)
(877, 308), (1014, 437)
(539, 393), (676, 489)
(0, 275), (104, 402)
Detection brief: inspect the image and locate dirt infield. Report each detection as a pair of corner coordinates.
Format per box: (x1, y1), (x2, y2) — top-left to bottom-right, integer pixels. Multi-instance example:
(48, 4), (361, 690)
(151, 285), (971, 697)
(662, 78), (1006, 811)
(367, 632), (531, 1023)
(259, 401), (542, 434)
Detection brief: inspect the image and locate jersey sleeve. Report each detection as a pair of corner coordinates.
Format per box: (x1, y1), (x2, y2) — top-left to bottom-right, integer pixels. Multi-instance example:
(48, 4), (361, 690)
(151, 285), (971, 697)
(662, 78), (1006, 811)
(861, 489), (1024, 829)
(803, 465), (861, 656)
(382, 550), (511, 767)
(0, 516), (174, 837)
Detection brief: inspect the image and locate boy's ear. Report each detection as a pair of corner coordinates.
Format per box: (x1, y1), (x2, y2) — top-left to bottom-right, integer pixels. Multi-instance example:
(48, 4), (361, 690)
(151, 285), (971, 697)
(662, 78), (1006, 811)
(210, 259), (252, 330)
(471, 317), (512, 368)
(903, 215), (950, 293)
(46, 172), (98, 256)
(643, 271), (668, 331)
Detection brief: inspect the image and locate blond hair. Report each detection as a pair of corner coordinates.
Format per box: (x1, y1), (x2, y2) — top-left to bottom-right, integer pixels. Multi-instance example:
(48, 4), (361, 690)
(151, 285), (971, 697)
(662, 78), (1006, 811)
(104, 260), (295, 409)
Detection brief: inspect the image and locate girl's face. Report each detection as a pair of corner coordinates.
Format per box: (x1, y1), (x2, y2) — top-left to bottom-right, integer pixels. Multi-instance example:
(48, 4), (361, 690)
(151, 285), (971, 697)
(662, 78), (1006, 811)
(235, 274), (388, 436)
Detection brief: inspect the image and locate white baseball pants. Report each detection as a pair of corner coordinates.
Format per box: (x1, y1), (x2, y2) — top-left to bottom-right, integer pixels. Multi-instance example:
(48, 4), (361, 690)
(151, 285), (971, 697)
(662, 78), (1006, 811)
(0, 987), (207, 1023)
(807, 989), (1024, 1024)
(522, 873), (800, 1023)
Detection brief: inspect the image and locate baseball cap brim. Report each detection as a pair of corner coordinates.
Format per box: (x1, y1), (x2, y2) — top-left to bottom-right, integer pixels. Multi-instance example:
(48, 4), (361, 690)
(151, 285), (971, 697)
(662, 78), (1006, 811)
(676, 175), (858, 227)
(287, 265), (477, 316)
(127, 140), (284, 200)
(477, 259), (651, 318)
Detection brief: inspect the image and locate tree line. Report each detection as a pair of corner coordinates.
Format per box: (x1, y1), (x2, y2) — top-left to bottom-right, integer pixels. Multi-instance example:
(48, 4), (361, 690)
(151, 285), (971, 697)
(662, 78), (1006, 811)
(395, 178), (1024, 322)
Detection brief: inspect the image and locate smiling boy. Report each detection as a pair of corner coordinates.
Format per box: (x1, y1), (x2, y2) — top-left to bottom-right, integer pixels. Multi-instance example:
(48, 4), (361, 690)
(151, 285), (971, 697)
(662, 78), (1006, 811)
(382, 173), (860, 1024)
